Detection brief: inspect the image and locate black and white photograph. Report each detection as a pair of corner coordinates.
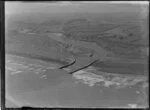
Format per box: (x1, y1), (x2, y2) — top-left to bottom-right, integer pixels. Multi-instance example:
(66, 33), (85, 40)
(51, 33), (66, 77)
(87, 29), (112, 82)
(5, 1), (149, 108)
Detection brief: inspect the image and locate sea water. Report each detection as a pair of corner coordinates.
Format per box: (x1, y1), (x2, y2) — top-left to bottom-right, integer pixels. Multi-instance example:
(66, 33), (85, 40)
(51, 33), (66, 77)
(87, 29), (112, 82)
(6, 55), (148, 108)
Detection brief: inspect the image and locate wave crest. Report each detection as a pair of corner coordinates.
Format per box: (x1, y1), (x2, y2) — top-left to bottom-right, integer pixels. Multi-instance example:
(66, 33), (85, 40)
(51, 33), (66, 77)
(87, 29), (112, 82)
(73, 69), (147, 88)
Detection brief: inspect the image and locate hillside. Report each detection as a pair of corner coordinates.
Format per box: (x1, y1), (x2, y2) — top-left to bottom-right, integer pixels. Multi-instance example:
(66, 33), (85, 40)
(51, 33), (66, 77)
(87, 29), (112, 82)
(62, 18), (148, 59)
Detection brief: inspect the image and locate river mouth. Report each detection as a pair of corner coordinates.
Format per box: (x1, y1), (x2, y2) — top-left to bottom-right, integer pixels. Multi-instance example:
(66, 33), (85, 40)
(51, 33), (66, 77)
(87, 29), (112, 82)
(6, 51), (147, 76)
(6, 54), (148, 107)
(5, 33), (148, 108)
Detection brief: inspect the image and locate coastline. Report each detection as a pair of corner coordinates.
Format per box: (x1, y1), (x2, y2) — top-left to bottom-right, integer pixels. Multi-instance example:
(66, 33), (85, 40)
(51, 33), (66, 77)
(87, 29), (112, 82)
(6, 51), (68, 65)
(6, 51), (147, 76)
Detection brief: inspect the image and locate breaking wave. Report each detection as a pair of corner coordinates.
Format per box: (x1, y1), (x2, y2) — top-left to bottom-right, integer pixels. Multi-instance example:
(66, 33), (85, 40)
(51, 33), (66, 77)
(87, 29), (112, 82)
(73, 68), (148, 88)
(6, 60), (59, 75)
(6, 59), (148, 89)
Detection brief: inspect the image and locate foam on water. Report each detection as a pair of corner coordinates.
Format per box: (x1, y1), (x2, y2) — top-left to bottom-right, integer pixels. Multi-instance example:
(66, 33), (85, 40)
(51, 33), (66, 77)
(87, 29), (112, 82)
(6, 60), (60, 75)
(73, 68), (148, 88)
(6, 58), (148, 88)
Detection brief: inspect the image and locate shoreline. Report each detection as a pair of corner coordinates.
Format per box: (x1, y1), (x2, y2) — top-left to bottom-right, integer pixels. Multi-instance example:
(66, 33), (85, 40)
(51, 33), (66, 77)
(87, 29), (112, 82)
(6, 52), (68, 65)
(6, 52), (147, 76)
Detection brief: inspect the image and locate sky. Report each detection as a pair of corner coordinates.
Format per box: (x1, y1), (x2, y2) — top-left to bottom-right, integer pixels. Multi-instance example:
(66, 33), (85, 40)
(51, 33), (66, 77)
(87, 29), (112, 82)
(5, 1), (148, 15)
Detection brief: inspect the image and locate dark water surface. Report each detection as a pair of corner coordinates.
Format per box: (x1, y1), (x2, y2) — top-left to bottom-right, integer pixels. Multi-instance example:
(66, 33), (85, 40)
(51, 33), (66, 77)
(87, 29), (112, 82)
(6, 54), (148, 108)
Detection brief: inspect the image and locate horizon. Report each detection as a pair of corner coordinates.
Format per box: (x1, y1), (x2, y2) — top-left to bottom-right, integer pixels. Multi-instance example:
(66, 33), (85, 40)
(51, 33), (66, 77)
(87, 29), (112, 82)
(5, 1), (148, 15)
